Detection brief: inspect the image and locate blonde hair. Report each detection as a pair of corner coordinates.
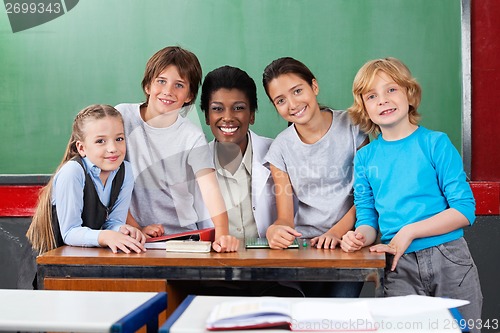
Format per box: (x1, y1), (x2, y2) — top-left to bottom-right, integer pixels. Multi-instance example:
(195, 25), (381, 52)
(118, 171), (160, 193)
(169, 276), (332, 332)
(26, 104), (123, 254)
(348, 57), (422, 136)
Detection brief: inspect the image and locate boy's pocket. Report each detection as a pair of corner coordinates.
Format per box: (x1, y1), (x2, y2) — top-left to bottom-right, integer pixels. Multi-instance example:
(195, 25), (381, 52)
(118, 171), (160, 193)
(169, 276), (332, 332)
(436, 238), (473, 266)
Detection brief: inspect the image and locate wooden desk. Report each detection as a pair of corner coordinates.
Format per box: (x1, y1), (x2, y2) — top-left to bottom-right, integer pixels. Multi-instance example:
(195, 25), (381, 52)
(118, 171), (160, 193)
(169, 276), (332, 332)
(160, 295), (464, 333)
(37, 245), (385, 316)
(0, 289), (166, 333)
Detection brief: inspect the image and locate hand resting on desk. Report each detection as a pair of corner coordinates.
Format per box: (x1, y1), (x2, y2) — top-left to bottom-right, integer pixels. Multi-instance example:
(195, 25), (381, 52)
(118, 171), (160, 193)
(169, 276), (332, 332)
(311, 231), (342, 249)
(266, 224), (302, 249)
(212, 234), (239, 252)
(341, 230), (367, 252)
(98, 226), (146, 254)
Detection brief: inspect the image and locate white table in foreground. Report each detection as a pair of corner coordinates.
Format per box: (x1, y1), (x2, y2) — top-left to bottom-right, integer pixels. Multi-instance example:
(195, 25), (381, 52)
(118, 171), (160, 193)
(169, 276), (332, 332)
(0, 289), (167, 333)
(160, 295), (465, 333)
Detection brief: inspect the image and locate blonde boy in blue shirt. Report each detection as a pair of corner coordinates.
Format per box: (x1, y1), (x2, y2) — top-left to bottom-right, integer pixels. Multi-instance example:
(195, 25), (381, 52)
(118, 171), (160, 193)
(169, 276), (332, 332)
(341, 57), (482, 331)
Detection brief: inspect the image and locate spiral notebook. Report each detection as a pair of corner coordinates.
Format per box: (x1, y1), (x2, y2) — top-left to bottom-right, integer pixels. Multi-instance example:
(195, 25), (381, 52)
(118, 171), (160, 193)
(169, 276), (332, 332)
(245, 238), (299, 249)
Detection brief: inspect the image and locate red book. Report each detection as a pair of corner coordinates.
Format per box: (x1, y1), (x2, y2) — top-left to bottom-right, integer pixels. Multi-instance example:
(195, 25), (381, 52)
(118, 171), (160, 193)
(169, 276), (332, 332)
(145, 227), (215, 243)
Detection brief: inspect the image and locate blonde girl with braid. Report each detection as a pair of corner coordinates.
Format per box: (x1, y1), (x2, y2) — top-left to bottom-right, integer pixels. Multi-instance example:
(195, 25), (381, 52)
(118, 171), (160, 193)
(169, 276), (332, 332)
(27, 104), (146, 255)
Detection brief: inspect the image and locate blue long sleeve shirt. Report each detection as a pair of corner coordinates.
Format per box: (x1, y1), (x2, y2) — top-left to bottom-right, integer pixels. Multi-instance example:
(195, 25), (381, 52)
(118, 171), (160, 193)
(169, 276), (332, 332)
(354, 126), (475, 253)
(51, 157), (134, 247)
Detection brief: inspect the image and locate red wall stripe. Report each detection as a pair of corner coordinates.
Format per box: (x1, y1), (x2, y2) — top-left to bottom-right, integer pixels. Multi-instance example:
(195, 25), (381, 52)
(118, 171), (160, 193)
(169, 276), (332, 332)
(470, 182), (500, 215)
(471, 0), (500, 181)
(0, 186), (42, 217)
(0, 184), (497, 218)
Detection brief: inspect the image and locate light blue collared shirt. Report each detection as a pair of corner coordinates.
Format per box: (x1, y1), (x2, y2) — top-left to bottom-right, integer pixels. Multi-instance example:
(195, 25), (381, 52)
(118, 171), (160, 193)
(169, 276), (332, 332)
(52, 157), (134, 247)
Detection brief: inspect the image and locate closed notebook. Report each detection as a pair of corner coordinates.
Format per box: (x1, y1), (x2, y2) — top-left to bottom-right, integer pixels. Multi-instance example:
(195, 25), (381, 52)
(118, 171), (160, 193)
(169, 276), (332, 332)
(206, 297), (376, 331)
(145, 227), (215, 250)
(165, 240), (212, 253)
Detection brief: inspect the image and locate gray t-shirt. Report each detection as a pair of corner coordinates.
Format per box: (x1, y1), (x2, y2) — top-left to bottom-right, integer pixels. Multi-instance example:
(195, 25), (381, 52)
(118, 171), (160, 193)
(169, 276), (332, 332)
(116, 103), (213, 234)
(265, 109), (366, 238)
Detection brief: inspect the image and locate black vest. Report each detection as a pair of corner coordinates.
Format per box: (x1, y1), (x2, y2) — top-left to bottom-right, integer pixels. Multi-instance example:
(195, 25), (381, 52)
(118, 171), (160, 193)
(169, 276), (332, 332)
(51, 156), (126, 248)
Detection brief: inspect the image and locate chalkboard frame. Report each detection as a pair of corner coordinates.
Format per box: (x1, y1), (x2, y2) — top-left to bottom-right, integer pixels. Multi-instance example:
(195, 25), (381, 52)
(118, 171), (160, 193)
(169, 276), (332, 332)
(461, 0), (472, 178)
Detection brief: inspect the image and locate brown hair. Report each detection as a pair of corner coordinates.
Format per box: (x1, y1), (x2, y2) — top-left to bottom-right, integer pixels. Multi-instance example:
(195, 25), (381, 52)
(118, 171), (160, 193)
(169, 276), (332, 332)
(26, 104), (123, 254)
(141, 46), (202, 107)
(262, 57), (316, 102)
(348, 57), (422, 136)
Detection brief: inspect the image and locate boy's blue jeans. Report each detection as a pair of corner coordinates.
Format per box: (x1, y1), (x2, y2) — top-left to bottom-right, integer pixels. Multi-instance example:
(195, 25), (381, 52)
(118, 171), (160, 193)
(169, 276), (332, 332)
(384, 237), (483, 333)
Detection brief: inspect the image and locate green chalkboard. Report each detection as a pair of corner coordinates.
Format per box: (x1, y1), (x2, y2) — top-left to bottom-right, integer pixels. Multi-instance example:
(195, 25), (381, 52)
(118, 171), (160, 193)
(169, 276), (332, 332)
(0, 0), (462, 173)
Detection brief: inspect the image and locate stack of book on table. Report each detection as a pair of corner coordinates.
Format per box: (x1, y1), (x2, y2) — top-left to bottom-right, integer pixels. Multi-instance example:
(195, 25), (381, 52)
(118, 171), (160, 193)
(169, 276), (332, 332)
(144, 227), (214, 252)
